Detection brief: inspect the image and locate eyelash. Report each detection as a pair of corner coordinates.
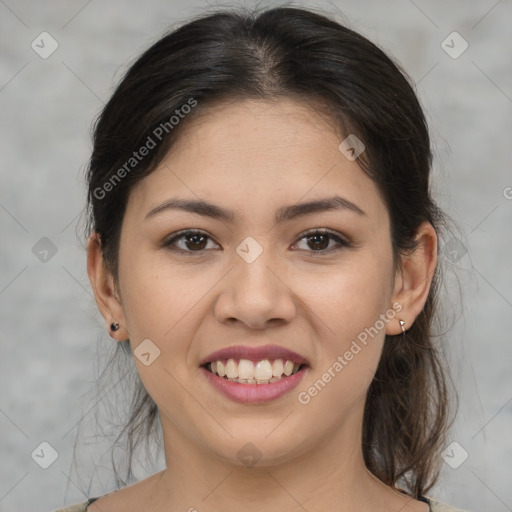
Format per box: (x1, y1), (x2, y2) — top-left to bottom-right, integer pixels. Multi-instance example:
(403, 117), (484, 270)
(162, 228), (352, 256)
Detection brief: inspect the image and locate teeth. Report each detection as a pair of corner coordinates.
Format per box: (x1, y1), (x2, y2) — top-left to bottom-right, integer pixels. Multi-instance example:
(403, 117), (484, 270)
(283, 360), (294, 376)
(225, 358), (238, 379)
(207, 358), (302, 383)
(238, 359), (255, 380)
(254, 360), (273, 381)
(272, 359), (283, 377)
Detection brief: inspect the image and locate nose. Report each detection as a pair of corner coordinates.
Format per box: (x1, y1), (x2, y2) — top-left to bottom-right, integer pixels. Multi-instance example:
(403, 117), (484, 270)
(214, 249), (297, 330)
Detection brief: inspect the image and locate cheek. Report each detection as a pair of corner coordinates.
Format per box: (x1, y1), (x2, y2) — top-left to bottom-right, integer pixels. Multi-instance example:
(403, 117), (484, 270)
(117, 248), (219, 390)
(294, 248), (394, 409)
(301, 252), (394, 343)
(117, 239), (192, 339)
(117, 253), (203, 418)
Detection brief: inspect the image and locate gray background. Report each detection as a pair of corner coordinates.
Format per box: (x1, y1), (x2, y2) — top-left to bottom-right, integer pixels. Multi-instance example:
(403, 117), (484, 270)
(1, 0), (511, 511)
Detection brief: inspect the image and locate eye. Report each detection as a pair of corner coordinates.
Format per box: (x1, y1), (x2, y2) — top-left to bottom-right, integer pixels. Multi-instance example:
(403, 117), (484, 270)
(162, 228), (351, 255)
(163, 229), (220, 254)
(292, 228), (351, 254)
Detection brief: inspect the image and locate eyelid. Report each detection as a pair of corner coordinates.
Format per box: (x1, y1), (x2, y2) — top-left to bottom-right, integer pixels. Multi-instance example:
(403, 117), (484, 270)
(162, 229), (219, 252)
(162, 227), (352, 254)
(292, 228), (352, 253)
(295, 227), (350, 244)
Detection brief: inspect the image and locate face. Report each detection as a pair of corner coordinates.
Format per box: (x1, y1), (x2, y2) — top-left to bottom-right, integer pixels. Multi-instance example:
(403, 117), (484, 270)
(100, 98), (406, 467)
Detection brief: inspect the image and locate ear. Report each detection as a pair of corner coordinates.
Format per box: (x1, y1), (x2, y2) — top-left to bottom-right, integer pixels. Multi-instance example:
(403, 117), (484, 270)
(86, 232), (129, 340)
(386, 221), (437, 335)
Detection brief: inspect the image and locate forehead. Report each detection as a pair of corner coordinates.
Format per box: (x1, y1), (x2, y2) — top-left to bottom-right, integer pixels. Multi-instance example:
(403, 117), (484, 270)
(172, 97), (344, 162)
(127, 98), (388, 224)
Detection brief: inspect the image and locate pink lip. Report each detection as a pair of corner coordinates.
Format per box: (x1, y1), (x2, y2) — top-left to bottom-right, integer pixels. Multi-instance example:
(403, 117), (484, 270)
(199, 344), (309, 366)
(200, 365), (308, 403)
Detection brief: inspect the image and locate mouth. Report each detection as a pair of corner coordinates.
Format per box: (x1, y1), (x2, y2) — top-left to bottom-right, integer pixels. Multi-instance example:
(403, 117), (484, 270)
(202, 358), (308, 384)
(199, 344), (310, 384)
(200, 361), (309, 404)
(199, 344), (310, 402)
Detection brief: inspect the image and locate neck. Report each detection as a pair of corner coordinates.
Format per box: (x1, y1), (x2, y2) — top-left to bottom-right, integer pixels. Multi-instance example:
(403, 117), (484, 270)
(142, 410), (411, 512)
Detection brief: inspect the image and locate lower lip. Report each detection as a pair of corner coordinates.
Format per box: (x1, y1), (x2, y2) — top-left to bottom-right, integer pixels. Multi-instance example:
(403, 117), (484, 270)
(200, 366), (308, 403)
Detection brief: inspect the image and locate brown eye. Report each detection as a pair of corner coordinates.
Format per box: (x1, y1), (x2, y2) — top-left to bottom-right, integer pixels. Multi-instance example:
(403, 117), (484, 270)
(305, 233), (330, 251)
(183, 233), (208, 251)
(293, 229), (351, 253)
(163, 229), (219, 254)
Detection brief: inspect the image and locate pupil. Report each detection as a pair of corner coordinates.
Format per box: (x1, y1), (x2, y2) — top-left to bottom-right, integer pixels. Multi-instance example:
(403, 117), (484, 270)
(186, 234), (207, 250)
(308, 234), (329, 250)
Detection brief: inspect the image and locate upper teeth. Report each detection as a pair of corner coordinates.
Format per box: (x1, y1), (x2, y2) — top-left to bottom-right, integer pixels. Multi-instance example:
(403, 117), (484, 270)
(209, 358), (301, 381)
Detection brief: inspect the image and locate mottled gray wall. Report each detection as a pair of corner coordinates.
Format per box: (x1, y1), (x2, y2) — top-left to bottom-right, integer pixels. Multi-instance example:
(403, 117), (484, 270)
(1, 1), (511, 511)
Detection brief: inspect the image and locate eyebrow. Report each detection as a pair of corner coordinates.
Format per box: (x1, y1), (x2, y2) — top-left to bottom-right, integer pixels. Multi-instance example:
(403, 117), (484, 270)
(144, 194), (366, 223)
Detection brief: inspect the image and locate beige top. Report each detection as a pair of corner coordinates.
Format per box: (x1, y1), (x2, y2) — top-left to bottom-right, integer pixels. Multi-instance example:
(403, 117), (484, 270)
(53, 496), (468, 511)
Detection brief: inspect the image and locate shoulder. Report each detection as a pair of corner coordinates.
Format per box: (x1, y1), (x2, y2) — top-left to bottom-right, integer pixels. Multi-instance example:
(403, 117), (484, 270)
(52, 471), (165, 512)
(54, 492), (468, 512)
(52, 499), (93, 512)
(426, 497), (468, 512)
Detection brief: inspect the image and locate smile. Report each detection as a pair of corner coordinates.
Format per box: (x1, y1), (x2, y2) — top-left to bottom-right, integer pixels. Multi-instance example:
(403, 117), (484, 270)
(204, 358), (305, 384)
(200, 359), (309, 403)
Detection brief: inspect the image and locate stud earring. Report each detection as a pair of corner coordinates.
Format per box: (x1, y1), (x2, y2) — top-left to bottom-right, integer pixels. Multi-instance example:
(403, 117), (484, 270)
(399, 319), (406, 334)
(110, 322), (120, 332)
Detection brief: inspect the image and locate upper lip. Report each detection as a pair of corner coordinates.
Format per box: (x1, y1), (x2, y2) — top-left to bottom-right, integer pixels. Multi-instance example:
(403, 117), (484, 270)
(200, 344), (309, 366)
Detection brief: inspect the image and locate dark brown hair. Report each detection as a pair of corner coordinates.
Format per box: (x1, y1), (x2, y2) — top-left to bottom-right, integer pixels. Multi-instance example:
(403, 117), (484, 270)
(82, 3), (454, 499)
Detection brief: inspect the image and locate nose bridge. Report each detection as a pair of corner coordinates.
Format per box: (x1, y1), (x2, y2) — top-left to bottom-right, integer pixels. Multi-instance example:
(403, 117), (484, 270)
(215, 235), (296, 327)
(234, 236), (281, 303)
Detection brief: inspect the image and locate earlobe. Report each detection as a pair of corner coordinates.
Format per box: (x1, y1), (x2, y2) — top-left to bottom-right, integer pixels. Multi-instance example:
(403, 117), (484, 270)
(86, 232), (128, 340)
(386, 221), (437, 336)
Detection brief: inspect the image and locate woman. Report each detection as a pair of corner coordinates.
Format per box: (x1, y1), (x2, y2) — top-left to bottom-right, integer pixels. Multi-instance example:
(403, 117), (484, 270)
(55, 5), (466, 511)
